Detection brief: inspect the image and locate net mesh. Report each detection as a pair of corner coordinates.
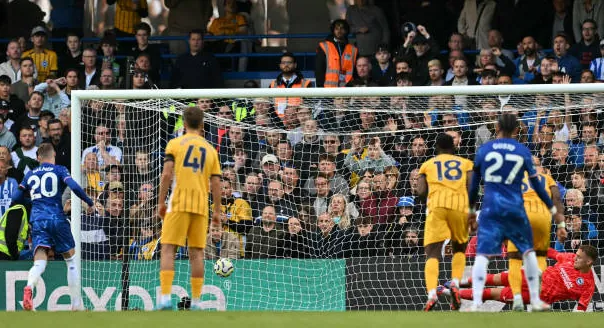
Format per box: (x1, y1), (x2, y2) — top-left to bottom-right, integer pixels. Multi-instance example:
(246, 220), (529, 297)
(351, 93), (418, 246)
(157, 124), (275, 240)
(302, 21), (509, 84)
(76, 89), (604, 311)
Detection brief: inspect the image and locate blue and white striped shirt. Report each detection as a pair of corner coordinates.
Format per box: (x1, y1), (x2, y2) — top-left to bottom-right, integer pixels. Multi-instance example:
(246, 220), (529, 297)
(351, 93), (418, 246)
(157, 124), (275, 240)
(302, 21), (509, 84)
(590, 57), (604, 81)
(0, 177), (18, 217)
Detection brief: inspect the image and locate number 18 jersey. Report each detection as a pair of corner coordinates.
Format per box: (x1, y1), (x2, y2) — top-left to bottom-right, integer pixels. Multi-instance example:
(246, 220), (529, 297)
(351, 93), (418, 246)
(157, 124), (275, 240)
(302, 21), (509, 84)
(419, 154), (473, 213)
(165, 133), (221, 216)
(20, 163), (72, 222)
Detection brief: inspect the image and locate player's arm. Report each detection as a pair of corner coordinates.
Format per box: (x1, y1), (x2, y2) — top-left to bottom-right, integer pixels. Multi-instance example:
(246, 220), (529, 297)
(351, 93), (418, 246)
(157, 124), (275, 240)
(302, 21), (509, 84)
(157, 155), (175, 218)
(550, 184), (567, 241)
(416, 174), (428, 197)
(64, 177), (94, 207)
(576, 283), (595, 312)
(468, 165), (481, 212)
(210, 175), (222, 225)
(528, 175), (554, 211)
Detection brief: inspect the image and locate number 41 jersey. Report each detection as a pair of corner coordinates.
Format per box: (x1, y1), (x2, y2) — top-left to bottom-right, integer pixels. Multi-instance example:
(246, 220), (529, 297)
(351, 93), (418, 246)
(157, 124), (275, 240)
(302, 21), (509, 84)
(165, 133), (222, 216)
(419, 154), (473, 213)
(474, 138), (536, 210)
(20, 163), (73, 222)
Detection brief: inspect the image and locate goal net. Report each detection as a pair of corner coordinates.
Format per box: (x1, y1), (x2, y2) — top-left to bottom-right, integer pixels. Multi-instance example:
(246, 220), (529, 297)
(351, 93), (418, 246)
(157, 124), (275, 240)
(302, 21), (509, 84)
(70, 85), (604, 312)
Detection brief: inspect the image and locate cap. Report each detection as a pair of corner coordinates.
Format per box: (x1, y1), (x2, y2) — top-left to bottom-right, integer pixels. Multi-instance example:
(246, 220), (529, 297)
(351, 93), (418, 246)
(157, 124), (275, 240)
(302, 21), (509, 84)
(31, 26), (47, 37)
(261, 154), (278, 165)
(397, 196), (415, 207)
(600, 39), (604, 47)
(105, 164), (123, 173)
(375, 43), (390, 53)
(107, 181), (124, 192)
(413, 34), (428, 45)
(401, 22), (416, 36)
(0, 99), (9, 110)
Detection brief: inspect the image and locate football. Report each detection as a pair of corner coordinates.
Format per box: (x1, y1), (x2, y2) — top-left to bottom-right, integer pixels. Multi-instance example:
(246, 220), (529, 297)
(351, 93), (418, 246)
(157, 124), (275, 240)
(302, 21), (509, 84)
(214, 258), (234, 278)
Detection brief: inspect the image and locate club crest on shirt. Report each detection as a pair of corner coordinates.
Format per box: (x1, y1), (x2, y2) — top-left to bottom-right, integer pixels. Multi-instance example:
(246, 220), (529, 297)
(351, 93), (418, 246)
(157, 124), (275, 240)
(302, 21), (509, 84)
(42, 60), (48, 68)
(576, 277), (584, 286)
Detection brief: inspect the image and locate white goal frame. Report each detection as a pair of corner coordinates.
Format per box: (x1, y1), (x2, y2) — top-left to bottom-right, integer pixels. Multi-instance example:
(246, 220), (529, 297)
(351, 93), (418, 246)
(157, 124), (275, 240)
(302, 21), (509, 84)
(70, 83), (604, 300)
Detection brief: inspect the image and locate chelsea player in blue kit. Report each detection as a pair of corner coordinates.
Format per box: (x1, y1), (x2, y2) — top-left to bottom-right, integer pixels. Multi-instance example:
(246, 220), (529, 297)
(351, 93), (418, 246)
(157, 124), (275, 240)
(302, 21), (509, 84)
(14, 144), (95, 311)
(468, 114), (565, 312)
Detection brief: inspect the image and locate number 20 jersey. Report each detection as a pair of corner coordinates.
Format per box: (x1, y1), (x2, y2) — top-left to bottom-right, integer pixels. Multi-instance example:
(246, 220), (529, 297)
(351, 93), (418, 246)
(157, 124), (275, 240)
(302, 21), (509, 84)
(165, 133), (221, 216)
(474, 138), (536, 211)
(20, 163), (72, 222)
(419, 154), (473, 213)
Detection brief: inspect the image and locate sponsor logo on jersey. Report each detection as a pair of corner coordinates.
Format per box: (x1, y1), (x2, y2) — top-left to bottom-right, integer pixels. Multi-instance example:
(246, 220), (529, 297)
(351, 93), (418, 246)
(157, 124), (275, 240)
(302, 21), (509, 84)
(577, 277), (585, 286)
(42, 60), (48, 68)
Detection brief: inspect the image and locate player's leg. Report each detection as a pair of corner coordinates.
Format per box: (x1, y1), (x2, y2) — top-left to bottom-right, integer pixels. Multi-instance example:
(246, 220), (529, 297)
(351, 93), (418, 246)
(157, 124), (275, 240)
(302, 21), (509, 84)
(458, 287), (504, 302)
(531, 212), (552, 272)
(447, 209), (470, 310)
(187, 214), (209, 309)
(24, 220), (52, 311)
(471, 210), (504, 309)
(158, 212), (190, 310)
(459, 272), (505, 288)
(506, 243), (525, 311)
(55, 219), (82, 310)
(507, 215), (549, 310)
(422, 208), (449, 311)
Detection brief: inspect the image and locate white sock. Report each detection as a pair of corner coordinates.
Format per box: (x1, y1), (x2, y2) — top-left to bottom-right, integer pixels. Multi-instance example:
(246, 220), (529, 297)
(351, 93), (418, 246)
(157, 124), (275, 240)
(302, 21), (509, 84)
(471, 255), (489, 307)
(523, 251), (542, 304)
(65, 256), (82, 308)
(428, 289), (437, 299)
(160, 294), (171, 304)
(27, 260), (47, 288)
(513, 294), (523, 303)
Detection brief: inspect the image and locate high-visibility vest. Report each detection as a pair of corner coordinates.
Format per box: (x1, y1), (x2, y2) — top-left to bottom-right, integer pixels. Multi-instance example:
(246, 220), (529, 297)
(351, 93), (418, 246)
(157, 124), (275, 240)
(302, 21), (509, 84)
(231, 100), (255, 122)
(269, 77), (312, 117)
(319, 41), (358, 88)
(164, 103), (195, 135)
(0, 205), (28, 258)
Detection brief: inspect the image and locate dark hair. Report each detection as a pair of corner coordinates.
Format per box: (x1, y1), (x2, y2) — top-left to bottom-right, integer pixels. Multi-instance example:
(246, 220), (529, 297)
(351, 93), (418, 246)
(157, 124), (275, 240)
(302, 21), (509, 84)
(0, 75), (10, 85)
(498, 113), (519, 135)
(355, 216), (372, 226)
(29, 91), (44, 100)
(183, 106), (203, 129)
(281, 52), (296, 64)
(318, 153), (335, 163)
(64, 68), (79, 78)
(66, 32), (80, 40)
(20, 56), (34, 66)
(579, 244), (598, 262)
(330, 19), (350, 35)
(582, 18), (598, 29)
(481, 69), (497, 78)
(19, 126), (35, 135)
(135, 22), (152, 35)
(396, 72), (413, 84)
(189, 29), (205, 39)
(47, 118), (62, 127)
(435, 133), (454, 154)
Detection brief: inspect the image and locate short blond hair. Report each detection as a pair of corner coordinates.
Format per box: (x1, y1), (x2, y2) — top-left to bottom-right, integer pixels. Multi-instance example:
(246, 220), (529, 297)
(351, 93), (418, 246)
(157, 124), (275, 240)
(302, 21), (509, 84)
(427, 59), (442, 69)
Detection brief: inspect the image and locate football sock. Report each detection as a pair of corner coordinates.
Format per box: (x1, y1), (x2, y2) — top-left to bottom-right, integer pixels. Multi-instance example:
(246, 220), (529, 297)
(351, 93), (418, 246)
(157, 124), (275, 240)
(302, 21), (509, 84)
(159, 270), (175, 300)
(65, 255), (82, 308)
(451, 252), (466, 285)
(472, 255), (489, 306)
(485, 273), (497, 286)
(523, 251), (542, 304)
(460, 288), (491, 301)
(508, 258), (523, 296)
(537, 256), (547, 272)
(27, 260), (47, 288)
(499, 272), (509, 286)
(191, 277), (204, 301)
(424, 258), (439, 297)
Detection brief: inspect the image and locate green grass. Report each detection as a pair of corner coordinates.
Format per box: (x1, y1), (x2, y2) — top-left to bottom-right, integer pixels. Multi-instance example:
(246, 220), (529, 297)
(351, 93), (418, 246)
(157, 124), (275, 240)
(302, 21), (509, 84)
(0, 312), (602, 328)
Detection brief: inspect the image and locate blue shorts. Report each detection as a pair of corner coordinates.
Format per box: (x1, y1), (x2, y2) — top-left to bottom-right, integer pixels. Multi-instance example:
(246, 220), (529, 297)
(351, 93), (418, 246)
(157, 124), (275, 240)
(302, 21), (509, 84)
(31, 219), (75, 254)
(477, 206), (534, 256)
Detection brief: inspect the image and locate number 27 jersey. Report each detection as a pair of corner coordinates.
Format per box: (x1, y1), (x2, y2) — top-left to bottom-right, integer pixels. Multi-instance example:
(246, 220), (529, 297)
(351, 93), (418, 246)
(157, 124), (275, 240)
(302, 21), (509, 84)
(474, 138), (536, 209)
(20, 163), (72, 222)
(165, 133), (221, 216)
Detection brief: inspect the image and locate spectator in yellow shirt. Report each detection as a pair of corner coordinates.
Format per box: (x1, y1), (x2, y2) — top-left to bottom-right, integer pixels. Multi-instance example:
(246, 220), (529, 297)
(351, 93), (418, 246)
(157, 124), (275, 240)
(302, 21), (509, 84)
(22, 26), (58, 82)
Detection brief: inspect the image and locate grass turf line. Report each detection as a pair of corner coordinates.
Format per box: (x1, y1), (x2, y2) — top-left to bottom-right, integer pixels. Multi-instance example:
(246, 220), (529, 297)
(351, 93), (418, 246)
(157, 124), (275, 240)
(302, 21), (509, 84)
(0, 312), (602, 328)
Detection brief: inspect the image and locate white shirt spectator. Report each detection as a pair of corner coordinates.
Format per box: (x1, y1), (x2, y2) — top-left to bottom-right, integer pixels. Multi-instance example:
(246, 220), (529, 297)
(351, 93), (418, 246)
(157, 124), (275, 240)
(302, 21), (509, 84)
(34, 82), (70, 117)
(81, 145), (123, 168)
(11, 146), (38, 175)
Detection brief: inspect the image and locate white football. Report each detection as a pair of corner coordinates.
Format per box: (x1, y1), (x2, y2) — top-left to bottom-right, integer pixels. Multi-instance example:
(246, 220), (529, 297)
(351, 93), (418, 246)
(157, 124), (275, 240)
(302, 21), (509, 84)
(214, 258), (234, 278)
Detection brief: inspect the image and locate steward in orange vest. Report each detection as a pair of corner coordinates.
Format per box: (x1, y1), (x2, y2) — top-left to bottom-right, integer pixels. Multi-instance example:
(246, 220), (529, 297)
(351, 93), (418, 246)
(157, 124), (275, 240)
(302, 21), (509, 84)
(269, 52), (313, 117)
(315, 19), (358, 88)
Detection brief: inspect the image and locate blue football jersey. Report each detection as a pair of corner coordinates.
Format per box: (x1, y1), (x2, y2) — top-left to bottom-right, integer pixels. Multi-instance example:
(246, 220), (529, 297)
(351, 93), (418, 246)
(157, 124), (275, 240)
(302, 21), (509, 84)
(19, 163), (71, 222)
(474, 138), (537, 209)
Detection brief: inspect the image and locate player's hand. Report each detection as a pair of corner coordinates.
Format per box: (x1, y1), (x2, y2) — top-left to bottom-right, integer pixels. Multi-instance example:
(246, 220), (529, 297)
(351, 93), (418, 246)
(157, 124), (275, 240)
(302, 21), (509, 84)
(157, 204), (167, 219)
(467, 212), (478, 233)
(556, 227), (568, 242)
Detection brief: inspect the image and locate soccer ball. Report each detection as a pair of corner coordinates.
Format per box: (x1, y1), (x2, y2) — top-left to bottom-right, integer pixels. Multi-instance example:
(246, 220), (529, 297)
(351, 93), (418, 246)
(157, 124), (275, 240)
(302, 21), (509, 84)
(213, 258), (234, 278)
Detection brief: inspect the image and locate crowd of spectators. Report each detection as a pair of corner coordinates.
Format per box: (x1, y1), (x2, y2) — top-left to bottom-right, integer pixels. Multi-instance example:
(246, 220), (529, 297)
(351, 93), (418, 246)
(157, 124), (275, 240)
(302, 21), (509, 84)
(1, 0), (604, 262)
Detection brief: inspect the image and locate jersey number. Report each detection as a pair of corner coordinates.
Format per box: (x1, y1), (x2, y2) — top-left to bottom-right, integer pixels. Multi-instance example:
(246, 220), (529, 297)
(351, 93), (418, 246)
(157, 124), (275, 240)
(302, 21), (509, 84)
(434, 160), (462, 181)
(183, 145), (207, 173)
(28, 172), (58, 200)
(484, 152), (524, 184)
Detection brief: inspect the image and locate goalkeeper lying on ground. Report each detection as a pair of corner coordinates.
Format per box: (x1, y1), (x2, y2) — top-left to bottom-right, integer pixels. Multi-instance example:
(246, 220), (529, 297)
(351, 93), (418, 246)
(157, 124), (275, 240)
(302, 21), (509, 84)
(438, 245), (598, 311)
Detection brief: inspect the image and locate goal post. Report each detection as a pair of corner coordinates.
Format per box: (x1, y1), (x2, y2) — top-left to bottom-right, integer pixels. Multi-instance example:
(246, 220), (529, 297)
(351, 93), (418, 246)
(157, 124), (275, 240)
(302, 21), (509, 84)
(69, 83), (604, 311)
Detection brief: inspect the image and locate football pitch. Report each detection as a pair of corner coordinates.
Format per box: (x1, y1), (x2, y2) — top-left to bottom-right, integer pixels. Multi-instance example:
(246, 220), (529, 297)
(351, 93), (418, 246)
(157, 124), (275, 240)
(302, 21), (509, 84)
(1, 311), (603, 328)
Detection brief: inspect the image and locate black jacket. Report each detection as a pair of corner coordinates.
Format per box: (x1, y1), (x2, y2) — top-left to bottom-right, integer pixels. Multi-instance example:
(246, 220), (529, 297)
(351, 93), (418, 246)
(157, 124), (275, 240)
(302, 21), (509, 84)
(171, 51), (223, 89)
